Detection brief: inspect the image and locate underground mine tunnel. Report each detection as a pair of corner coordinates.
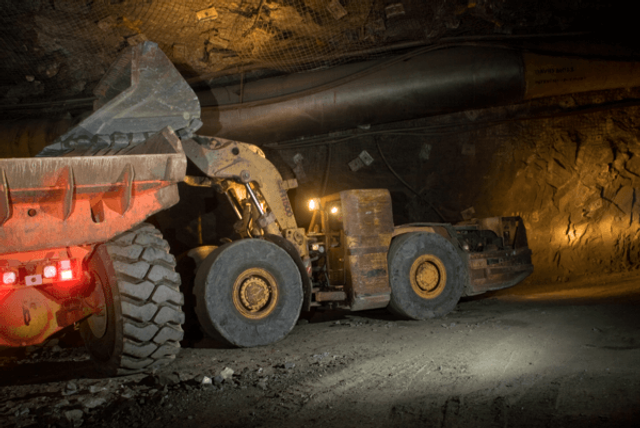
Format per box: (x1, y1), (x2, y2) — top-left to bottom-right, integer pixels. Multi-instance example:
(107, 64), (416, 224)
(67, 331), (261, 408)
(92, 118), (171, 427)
(1, 1), (640, 427)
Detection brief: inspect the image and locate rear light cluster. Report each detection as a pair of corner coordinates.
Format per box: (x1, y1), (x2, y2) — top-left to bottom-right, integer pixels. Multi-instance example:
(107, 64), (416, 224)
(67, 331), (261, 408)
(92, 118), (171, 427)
(0, 259), (76, 287)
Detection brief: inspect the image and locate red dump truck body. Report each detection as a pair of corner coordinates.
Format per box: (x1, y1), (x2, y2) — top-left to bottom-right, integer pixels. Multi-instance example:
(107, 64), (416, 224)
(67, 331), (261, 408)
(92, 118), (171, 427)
(0, 128), (186, 346)
(0, 40), (198, 349)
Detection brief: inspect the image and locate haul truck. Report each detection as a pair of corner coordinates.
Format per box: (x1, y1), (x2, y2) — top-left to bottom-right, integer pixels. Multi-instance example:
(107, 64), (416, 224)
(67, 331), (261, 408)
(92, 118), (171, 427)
(0, 42), (197, 375)
(0, 42), (533, 374)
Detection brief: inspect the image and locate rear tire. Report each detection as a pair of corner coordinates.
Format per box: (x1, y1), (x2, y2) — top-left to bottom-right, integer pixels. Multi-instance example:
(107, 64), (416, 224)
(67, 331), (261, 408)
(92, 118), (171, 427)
(387, 232), (466, 320)
(194, 239), (303, 348)
(80, 223), (184, 376)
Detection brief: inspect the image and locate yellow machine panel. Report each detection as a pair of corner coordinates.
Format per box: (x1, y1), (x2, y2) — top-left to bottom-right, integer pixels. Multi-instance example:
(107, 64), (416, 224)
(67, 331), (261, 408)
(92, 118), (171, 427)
(323, 189), (394, 311)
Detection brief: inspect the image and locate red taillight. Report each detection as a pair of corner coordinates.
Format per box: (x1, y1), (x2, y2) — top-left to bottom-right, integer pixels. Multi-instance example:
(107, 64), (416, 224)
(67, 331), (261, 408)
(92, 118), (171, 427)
(0, 259), (78, 287)
(58, 260), (74, 281)
(2, 271), (16, 285)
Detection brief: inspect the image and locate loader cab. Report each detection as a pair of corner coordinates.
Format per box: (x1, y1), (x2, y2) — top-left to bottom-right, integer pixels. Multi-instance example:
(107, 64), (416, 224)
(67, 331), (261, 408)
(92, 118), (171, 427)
(307, 189), (394, 311)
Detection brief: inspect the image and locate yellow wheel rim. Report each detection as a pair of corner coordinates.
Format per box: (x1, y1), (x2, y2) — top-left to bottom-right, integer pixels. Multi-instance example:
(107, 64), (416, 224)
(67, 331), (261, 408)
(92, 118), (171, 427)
(409, 254), (447, 299)
(232, 268), (279, 320)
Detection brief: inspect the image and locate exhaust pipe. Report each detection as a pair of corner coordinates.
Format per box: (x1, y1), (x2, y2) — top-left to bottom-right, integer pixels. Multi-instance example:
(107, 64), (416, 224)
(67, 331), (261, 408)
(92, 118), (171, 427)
(198, 45), (640, 144)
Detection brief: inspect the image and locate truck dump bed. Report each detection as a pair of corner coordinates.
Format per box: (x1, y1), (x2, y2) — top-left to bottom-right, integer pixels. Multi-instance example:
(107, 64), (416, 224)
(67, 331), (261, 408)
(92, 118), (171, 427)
(0, 127), (186, 254)
(1, 41), (199, 254)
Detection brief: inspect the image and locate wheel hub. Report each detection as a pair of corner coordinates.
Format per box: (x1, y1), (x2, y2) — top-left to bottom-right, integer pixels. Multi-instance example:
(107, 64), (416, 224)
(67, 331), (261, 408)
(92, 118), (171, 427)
(232, 268), (279, 319)
(239, 276), (270, 311)
(410, 254), (447, 299)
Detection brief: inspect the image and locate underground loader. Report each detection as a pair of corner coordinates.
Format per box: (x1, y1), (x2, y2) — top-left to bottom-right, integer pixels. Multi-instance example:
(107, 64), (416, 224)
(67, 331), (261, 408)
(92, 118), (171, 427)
(183, 141), (533, 347)
(0, 42), (533, 375)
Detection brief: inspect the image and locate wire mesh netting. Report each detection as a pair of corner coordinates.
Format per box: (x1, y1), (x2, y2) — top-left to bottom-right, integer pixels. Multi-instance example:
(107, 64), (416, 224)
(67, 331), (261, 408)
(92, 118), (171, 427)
(0, 0), (607, 107)
(0, 0), (521, 106)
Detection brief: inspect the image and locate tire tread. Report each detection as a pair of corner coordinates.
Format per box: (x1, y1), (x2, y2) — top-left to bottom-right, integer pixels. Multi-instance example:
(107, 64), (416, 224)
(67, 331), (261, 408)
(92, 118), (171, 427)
(82, 223), (184, 376)
(387, 232), (466, 320)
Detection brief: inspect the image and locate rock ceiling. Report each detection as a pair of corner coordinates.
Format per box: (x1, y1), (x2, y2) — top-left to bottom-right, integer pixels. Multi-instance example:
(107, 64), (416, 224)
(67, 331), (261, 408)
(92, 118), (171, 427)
(0, 0), (629, 110)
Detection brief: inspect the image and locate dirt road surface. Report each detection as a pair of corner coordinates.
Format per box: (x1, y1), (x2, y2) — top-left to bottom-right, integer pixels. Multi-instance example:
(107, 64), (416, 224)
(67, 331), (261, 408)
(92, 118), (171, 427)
(2, 272), (640, 428)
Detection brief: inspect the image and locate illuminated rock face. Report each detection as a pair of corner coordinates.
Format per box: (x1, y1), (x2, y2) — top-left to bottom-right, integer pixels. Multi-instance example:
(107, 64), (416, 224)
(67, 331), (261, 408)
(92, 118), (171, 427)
(474, 109), (640, 282)
(468, 107), (640, 282)
(475, 108), (640, 282)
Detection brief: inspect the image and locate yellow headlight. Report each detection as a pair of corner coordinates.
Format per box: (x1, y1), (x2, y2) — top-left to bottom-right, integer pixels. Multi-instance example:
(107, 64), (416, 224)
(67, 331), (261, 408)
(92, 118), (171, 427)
(308, 198), (320, 211)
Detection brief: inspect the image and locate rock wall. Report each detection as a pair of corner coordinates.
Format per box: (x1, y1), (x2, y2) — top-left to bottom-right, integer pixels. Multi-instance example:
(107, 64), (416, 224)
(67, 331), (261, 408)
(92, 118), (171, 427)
(476, 108), (640, 282)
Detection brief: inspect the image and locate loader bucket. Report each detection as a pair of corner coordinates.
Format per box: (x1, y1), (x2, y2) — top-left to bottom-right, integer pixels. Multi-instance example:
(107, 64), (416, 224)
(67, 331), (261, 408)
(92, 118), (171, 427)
(39, 41), (201, 157)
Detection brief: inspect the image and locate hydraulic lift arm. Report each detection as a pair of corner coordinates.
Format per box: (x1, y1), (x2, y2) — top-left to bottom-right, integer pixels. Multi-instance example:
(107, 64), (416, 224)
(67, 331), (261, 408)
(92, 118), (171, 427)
(182, 135), (309, 258)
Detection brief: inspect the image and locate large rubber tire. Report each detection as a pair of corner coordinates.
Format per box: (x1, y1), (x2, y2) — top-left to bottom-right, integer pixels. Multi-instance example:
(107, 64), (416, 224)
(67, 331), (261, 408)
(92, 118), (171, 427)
(80, 223), (184, 376)
(194, 239), (303, 348)
(387, 232), (467, 320)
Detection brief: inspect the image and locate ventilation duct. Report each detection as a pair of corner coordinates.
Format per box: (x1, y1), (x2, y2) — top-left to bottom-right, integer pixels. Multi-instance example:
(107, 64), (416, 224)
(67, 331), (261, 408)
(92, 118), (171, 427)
(197, 45), (640, 144)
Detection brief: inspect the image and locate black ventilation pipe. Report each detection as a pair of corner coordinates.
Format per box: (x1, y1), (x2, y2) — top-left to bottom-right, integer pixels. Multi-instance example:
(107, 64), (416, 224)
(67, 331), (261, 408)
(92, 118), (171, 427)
(197, 44), (640, 144)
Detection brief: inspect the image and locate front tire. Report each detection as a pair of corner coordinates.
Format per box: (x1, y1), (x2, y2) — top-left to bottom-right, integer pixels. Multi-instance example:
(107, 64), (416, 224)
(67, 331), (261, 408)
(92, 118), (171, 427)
(80, 223), (184, 376)
(194, 239), (303, 348)
(387, 232), (466, 320)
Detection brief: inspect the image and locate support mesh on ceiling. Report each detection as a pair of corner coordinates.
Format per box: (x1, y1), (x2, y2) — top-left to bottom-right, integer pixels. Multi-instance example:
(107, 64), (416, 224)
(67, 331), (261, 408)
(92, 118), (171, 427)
(0, 0), (589, 105)
(0, 0), (492, 104)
